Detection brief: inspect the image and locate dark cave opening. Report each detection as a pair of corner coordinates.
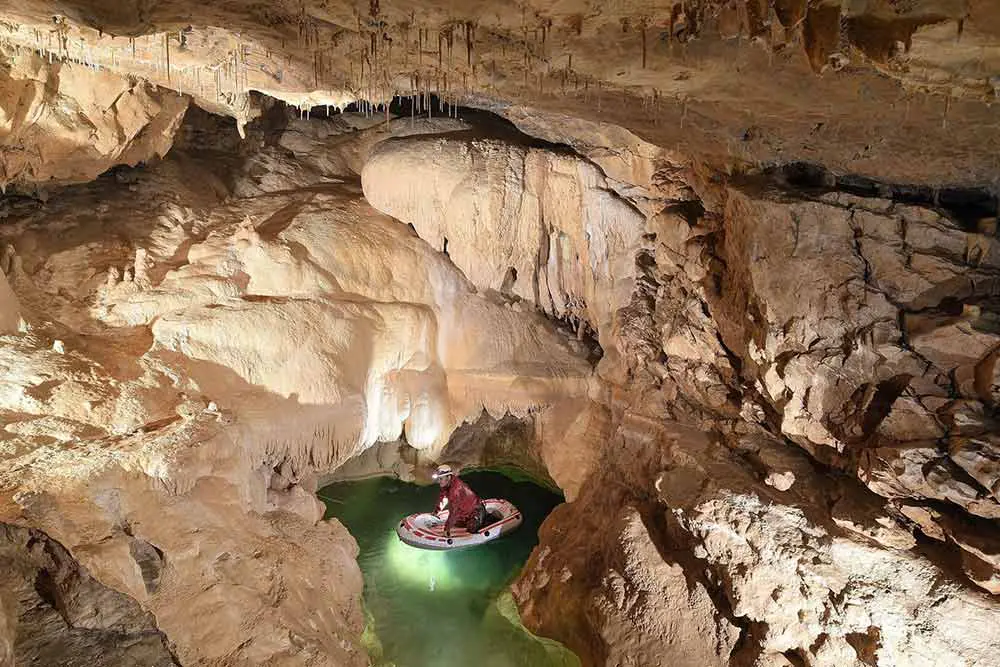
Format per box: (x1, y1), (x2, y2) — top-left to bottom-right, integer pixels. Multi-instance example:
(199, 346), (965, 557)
(743, 161), (998, 230)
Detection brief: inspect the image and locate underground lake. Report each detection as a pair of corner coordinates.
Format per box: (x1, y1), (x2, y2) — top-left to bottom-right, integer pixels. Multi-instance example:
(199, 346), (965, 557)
(319, 470), (580, 667)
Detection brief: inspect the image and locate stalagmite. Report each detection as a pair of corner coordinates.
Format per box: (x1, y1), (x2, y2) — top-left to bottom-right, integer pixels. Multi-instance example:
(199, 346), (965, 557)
(133, 248), (151, 290)
(104, 266), (120, 290)
(0, 244), (14, 275)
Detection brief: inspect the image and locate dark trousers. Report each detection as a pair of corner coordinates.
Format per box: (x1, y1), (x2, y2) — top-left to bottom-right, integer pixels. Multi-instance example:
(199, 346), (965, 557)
(464, 503), (488, 533)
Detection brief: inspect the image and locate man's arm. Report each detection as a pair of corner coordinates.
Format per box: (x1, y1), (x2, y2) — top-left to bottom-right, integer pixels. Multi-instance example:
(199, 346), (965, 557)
(436, 488), (448, 512)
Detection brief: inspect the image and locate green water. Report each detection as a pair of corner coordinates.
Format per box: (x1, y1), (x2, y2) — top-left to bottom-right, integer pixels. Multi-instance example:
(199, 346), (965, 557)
(319, 471), (578, 667)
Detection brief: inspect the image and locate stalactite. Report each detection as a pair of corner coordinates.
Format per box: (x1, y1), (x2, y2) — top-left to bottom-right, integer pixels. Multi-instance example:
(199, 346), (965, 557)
(641, 17), (648, 68)
(466, 21), (474, 65)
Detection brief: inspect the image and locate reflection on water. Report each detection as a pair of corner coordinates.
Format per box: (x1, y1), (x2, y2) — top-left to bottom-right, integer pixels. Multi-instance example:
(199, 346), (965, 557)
(319, 471), (578, 667)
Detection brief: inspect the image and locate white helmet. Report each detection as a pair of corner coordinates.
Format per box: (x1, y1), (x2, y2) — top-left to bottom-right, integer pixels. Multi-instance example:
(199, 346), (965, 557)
(432, 464), (454, 479)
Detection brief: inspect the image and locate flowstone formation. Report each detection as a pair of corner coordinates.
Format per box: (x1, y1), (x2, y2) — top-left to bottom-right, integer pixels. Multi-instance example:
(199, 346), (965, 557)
(0, 0), (998, 666)
(0, 108), (592, 664)
(358, 116), (1000, 664)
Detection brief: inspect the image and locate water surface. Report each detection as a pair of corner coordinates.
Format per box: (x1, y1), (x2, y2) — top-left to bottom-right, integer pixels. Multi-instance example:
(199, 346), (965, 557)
(320, 471), (577, 667)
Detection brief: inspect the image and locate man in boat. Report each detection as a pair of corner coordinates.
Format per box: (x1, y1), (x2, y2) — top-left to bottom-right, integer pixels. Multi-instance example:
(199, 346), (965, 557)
(432, 464), (487, 537)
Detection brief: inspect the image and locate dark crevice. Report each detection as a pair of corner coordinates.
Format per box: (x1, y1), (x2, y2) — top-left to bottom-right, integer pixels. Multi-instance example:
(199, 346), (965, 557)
(664, 200), (706, 226)
(328, 94), (579, 155)
(846, 14), (951, 62)
(903, 510), (1000, 599)
(782, 649), (809, 667)
(33, 568), (61, 611)
(845, 626), (882, 666)
(860, 374), (913, 437)
(734, 162), (997, 229)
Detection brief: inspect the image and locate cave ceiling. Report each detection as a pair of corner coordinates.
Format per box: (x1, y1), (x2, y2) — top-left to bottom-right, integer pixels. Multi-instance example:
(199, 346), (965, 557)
(0, 0), (996, 183)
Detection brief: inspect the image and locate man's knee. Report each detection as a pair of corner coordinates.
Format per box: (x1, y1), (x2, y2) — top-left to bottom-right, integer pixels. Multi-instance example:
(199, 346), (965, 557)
(469, 504), (487, 533)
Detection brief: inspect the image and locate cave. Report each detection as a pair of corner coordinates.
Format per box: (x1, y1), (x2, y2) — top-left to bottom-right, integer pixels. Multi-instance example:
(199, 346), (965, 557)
(1, 2), (1000, 667)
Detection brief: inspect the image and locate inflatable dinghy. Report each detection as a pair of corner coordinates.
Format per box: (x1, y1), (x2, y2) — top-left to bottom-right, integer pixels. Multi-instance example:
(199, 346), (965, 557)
(396, 498), (522, 550)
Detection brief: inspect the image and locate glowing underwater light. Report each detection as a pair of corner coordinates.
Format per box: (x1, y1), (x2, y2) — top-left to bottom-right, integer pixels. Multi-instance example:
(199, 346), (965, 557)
(384, 528), (505, 593)
(385, 530), (460, 592)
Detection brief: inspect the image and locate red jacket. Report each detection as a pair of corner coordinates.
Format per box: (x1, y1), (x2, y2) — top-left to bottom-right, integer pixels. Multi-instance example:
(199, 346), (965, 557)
(437, 476), (482, 531)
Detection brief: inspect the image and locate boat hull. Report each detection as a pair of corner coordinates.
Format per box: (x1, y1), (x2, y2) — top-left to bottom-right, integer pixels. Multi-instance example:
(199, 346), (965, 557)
(395, 498), (522, 551)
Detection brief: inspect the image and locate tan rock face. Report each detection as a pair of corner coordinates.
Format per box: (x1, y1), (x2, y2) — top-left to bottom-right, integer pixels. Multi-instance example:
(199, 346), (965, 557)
(677, 491), (1000, 667)
(0, 107), (599, 664)
(486, 109), (1000, 664)
(513, 426), (745, 667)
(0, 47), (188, 187)
(362, 135), (646, 348)
(0, 266), (19, 334)
(0, 0), (994, 185)
(696, 188), (1000, 532)
(521, 413), (1000, 667)
(0, 523), (177, 666)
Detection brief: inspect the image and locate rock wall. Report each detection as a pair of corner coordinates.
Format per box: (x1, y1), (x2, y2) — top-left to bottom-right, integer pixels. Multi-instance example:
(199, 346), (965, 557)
(518, 414), (1000, 667)
(358, 113), (1000, 665)
(705, 188), (1000, 594)
(0, 261), (19, 334)
(0, 523), (178, 666)
(362, 135), (647, 350)
(0, 106), (595, 664)
(0, 46), (188, 187)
